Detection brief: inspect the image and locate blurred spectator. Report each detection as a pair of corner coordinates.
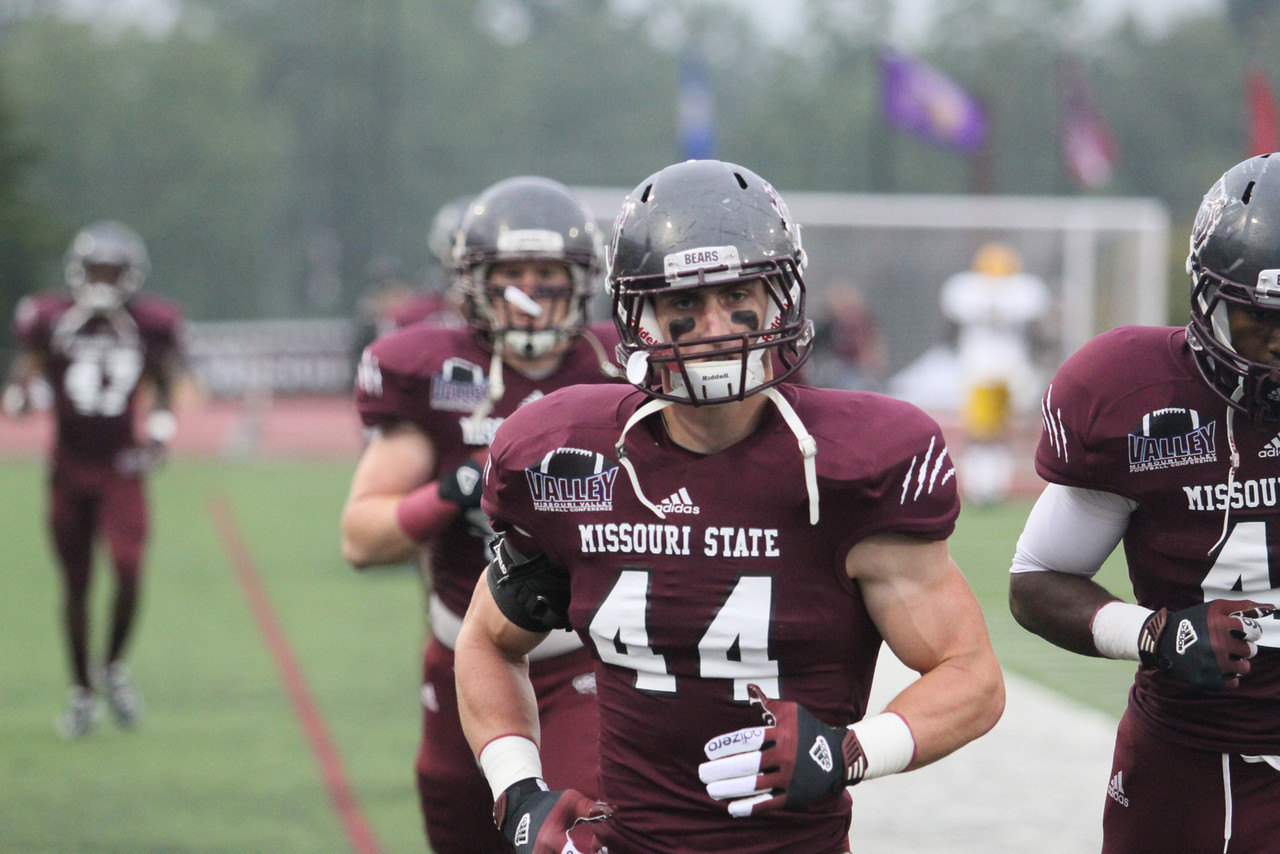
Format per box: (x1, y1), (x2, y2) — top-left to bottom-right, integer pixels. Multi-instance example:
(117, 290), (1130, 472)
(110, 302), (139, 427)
(812, 281), (887, 391)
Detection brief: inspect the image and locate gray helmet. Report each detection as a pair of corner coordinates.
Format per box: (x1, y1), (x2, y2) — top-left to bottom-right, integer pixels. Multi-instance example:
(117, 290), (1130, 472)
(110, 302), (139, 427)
(607, 159), (812, 405)
(65, 220), (150, 312)
(453, 176), (601, 358)
(1187, 153), (1280, 420)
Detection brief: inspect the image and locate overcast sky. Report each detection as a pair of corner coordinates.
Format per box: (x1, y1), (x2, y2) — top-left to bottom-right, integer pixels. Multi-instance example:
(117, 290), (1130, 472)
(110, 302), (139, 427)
(58, 0), (1227, 42)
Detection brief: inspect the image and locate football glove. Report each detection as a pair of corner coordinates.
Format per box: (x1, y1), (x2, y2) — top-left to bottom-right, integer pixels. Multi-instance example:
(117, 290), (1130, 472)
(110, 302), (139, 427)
(437, 458), (484, 510)
(493, 777), (613, 854)
(1138, 600), (1272, 691)
(699, 683), (867, 818)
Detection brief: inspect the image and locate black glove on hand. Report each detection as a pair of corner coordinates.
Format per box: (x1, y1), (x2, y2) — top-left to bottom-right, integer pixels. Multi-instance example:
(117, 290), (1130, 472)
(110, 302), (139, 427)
(494, 777), (613, 854)
(699, 683), (865, 817)
(1138, 600), (1272, 691)
(437, 459), (484, 510)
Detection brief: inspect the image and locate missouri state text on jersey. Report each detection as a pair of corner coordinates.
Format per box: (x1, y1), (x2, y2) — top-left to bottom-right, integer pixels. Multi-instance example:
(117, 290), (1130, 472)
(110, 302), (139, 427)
(1036, 324), (1280, 753)
(482, 381), (959, 852)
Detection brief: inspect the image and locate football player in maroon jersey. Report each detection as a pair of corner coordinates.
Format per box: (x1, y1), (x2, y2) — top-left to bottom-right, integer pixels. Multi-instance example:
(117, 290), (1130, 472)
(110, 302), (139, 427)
(340, 176), (622, 853)
(454, 160), (1004, 854)
(3, 220), (185, 738)
(1009, 153), (1280, 853)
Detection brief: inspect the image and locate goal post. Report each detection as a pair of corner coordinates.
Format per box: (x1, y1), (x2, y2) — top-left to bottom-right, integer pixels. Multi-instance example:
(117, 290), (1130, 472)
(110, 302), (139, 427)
(573, 186), (1172, 400)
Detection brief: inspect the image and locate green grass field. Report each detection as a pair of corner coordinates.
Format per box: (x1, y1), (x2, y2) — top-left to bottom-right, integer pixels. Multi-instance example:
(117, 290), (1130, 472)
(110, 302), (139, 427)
(0, 456), (1138, 853)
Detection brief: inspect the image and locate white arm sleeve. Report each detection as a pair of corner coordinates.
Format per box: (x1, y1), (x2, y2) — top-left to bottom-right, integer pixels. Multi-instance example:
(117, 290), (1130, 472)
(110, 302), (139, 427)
(1009, 483), (1135, 578)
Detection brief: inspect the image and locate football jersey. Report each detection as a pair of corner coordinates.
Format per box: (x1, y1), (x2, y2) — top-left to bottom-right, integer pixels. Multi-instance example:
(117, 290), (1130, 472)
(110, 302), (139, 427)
(483, 383), (959, 853)
(1037, 325), (1280, 754)
(12, 293), (185, 464)
(353, 322), (622, 618)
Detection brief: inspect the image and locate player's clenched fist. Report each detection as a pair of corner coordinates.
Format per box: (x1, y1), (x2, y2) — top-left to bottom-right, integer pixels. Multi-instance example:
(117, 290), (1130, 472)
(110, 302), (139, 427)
(493, 777), (613, 854)
(699, 683), (914, 818)
(1139, 600), (1273, 691)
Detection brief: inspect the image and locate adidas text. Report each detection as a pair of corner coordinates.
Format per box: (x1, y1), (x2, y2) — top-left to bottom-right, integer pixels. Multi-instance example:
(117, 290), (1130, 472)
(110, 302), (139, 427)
(657, 487), (701, 514)
(1107, 772), (1129, 807)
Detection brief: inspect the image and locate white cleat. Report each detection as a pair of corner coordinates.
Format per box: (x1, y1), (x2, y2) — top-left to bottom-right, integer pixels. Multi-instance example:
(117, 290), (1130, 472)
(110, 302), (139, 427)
(102, 663), (144, 728)
(56, 687), (101, 739)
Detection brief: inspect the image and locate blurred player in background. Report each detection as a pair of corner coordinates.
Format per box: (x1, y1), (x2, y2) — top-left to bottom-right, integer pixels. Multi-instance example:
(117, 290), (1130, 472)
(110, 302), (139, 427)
(350, 197), (471, 368)
(1009, 154), (1280, 853)
(340, 176), (622, 853)
(940, 242), (1051, 504)
(3, 220), (186, 738)
(811, 280), (887, 392)
(455, 159), (1003, 854)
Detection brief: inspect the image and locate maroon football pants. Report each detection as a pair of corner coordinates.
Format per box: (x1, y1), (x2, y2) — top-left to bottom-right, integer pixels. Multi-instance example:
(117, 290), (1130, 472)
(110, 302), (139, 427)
(48, 457), (148, 588)
(415, 637), (599, 854)
(1103, 709), (1280, 853)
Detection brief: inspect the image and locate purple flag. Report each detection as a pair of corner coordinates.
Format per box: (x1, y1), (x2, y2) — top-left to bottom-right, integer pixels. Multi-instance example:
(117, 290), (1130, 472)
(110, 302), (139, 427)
(879, 50), (987, 154)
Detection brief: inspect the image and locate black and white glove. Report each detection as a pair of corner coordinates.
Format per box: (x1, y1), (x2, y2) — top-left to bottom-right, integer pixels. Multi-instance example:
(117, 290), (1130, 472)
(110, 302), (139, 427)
(1139, 600), (1272, 691)
(437, 459), (484, 510)
(699, 684), (875, 817)
(493, 777), (612, 854)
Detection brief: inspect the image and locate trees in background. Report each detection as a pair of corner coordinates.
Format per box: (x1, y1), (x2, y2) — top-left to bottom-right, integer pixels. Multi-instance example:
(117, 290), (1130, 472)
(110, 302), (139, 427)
(0, 0), (1276, 326)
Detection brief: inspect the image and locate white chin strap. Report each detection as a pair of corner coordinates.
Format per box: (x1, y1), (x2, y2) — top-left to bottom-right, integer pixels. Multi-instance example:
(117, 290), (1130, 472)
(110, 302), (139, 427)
(666, 350), (768, 402)
(615, 385), (819, 525)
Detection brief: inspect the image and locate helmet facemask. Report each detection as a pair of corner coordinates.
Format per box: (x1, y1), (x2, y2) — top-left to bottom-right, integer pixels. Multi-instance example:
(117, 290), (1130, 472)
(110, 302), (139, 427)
(65, 222), (149, 314)
(453, 178), (601, 360)
(1188, 266), (1280, 421)
(613, 253), (811, 406)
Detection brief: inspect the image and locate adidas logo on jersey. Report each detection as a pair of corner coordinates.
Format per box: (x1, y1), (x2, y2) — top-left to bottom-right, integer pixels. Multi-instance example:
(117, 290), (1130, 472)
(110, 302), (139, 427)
(658, 487), (701, 514)
(1107, 771), (1129, 807)
(1261, 433), (1280, 458)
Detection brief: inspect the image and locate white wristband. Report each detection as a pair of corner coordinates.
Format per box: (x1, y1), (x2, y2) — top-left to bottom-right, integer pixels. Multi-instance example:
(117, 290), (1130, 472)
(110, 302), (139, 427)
(147, 409), (177, 445)
(1090, 600), (1154, 661)
(478, 735), (544, 799)
(848, 712), (915, 780)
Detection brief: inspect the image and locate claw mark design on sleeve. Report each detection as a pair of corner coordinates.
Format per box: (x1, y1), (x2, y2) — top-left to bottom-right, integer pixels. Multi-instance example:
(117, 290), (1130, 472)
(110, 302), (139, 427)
(900, 436), (955, 504)
(1041, 384), (1069, 462)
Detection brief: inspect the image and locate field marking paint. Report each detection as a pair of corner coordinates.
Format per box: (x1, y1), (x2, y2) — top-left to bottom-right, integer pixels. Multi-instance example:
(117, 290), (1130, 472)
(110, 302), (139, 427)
(207, 491), (383, 854)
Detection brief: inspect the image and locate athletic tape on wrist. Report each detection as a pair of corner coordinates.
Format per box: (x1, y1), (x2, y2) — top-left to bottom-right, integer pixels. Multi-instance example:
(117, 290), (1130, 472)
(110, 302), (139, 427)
(848, 712), (915, 780)
(479, 735), (544, 800)
(1090, 600), (1154, 661)
(395, 483), (452, 543)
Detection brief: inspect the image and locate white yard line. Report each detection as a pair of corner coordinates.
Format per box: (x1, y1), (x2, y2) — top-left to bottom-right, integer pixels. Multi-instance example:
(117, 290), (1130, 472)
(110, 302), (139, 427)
(850, 650), (1118, 854)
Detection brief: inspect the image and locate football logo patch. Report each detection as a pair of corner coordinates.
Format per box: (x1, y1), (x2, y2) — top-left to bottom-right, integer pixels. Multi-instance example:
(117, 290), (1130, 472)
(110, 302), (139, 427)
(1127, 407), (1216, 473)
(524, 447), (619, 512)
(430, 357), (489, 412)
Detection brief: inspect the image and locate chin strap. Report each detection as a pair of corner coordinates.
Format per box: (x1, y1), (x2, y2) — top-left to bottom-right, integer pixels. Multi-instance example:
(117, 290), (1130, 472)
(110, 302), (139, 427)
(1209, 396), (1241, 559)
(761, 387), (819, 525)
(579, 326), (622, 380)
(615, 398), (674, 519)
(615, 390), (819, 526)
(464, 347), (506, 436)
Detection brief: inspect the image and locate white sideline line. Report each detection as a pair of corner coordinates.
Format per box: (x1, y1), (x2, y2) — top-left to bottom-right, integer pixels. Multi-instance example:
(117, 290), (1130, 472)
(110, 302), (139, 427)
(849, 650), (1117, 854)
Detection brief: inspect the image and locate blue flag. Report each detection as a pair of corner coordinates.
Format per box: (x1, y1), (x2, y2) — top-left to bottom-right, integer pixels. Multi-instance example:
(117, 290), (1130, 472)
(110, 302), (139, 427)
(678, 51), (716, 161)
